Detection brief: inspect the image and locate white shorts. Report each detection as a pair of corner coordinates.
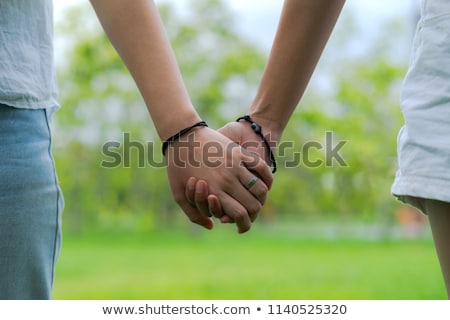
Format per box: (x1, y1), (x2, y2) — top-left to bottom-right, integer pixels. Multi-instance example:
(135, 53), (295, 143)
(391, 0), (450, 203)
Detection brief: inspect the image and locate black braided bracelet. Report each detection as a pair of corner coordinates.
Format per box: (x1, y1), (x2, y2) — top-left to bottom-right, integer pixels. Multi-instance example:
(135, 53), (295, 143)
(162, 121), (208, 156)
(236, 115), (277, 173)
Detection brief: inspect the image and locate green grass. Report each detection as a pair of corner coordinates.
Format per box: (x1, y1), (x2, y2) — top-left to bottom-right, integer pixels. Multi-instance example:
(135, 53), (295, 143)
(52, 226), (446, 300)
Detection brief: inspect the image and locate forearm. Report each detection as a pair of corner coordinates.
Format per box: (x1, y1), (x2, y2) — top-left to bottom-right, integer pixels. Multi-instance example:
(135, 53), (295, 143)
(250, 0), (345, 139)
(90, 0), (200, 141)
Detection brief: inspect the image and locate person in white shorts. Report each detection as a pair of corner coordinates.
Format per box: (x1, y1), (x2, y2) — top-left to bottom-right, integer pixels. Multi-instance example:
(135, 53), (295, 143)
(391, 0), (450, 296)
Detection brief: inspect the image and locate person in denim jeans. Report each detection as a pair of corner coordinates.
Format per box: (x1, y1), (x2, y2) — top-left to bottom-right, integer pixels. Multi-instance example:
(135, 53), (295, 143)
(0, 0), (272, 299)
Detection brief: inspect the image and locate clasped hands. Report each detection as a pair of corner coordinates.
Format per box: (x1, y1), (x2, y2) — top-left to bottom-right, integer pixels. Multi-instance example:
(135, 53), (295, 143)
(165, 119), (276, 234)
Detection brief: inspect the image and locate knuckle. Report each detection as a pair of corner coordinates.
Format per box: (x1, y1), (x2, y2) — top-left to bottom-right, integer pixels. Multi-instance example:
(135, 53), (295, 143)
(252, 185), (268, 203)
(247, 201), (262, 216)
(259, 183), (269, 194)
(231, 208), (248, 221)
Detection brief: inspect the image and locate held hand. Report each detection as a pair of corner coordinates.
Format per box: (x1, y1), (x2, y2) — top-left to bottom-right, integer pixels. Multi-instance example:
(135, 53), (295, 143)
(185, 120), (279, 224)
(218, 121), (276, 166)
(166, 126), (272, 234)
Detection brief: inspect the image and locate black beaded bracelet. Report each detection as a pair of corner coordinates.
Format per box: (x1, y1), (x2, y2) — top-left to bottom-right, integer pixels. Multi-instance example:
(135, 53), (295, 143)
(236, 115), (277, 173)
(162, 121), (208, 156)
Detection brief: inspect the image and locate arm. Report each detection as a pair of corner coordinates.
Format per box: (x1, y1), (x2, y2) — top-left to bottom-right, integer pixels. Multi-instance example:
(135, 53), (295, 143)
(89, 0), (198, 140)
(187, 0), (345, 218)
(89, 0), (273, 233)
(218, 0), (345, 167)
(247, 0), (345, 141)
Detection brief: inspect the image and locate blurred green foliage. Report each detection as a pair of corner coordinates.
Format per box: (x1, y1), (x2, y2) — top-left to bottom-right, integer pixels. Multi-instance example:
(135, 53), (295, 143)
(53, 0), (407, 234)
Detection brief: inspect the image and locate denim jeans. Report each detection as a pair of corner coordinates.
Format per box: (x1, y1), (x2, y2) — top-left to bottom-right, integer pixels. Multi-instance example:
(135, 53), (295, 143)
(0, 104), (63, 299)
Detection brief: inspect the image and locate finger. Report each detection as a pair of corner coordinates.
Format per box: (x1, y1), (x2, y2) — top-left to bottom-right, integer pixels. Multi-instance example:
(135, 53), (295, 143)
(185, 177), (198, 206)
(194, 180), (213, 217)
(209, 194), (234, 223)
(219, 193), (252, 233)
(220, 215), (234, 224)
(223, 165), (268, 222)
(238, 171), (268, 207)
(178, 200), (214, 230)
(207, 194), (227, 220)
(225, 183), (262, 223)
(242, 149), (274, 190)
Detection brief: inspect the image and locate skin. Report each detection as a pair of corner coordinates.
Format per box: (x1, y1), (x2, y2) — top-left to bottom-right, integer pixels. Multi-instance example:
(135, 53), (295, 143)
(187, 0), (346, 220)
(188, 0), (450, 299)
(426, 200), (450, 298)
(89, 0), (450, 297)
(89, 0), (273, 233)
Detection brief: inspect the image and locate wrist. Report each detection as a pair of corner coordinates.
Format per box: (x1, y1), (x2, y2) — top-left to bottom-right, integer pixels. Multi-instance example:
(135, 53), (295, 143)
(247, 112), (282, 144)
(236, 115), (278, 173)
(162, 120), (208, 156)
(157, 109), (202, 142)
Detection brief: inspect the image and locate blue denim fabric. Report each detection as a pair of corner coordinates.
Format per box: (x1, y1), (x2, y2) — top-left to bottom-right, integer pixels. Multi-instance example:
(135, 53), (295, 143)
(0, 104), (63, 299)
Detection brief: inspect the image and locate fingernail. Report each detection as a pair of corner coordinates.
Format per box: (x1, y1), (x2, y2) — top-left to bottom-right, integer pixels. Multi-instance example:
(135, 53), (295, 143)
(196, 182), (205, 194)
(187, 178), (195, 191)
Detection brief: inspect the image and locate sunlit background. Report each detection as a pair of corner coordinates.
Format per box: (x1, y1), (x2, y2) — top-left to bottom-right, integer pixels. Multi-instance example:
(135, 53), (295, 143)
(50, 0), (446, 299)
